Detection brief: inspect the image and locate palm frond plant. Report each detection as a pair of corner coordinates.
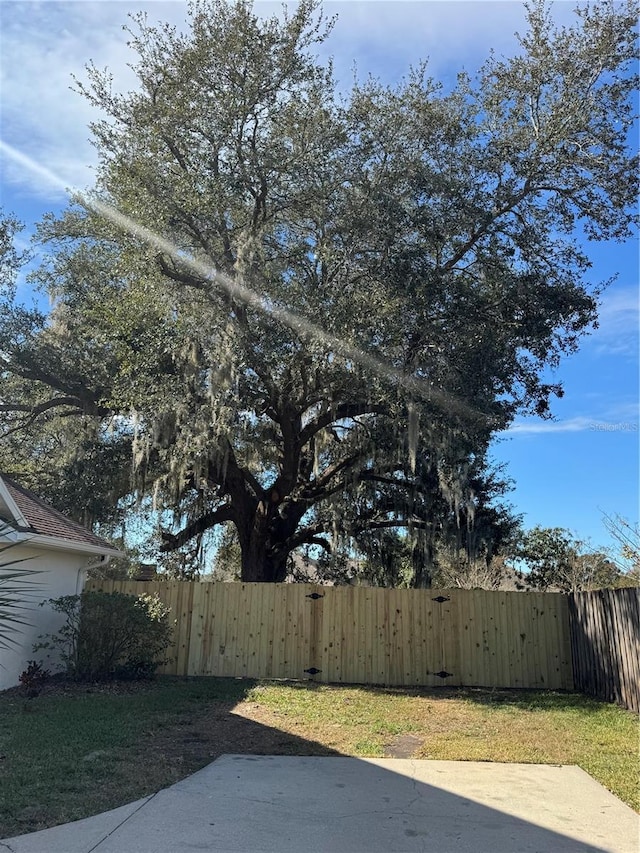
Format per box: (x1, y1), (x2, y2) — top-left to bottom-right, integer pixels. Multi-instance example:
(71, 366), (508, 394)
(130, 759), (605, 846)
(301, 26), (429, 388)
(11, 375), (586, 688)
(0, 520), (41, 652)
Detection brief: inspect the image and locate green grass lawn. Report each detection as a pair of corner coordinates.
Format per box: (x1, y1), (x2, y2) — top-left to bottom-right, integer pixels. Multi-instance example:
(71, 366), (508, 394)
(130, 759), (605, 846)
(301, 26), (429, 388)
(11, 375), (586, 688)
(0, 678), (637, 840)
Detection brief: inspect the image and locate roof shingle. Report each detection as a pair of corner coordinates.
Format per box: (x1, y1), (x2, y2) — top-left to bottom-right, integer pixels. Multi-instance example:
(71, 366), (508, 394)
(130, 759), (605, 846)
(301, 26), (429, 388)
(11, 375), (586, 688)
(1, 474), (118, 553)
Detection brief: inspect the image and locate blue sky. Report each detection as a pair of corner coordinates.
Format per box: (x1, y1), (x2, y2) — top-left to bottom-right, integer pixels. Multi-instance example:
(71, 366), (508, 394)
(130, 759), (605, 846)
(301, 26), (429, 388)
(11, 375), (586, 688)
(0, 1), (638, 558)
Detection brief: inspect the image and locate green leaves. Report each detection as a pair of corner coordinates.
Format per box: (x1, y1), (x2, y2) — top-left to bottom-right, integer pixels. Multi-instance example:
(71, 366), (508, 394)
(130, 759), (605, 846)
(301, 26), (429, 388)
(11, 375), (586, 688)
(516, 526), (624, 593)
(0, 524), (41, 652)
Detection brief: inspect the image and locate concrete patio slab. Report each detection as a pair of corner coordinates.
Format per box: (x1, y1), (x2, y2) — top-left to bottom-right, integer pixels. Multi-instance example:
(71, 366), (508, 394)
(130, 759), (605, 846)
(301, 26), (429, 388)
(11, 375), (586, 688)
(2, 757), (638, 853)
(0, 796), (153, 853)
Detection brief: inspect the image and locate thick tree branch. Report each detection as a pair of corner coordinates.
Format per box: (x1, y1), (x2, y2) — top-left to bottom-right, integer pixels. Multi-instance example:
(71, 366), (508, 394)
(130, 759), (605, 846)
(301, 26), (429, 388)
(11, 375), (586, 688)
(240, 466), (265, 500)
(303, 452), (365, 499)
(0, 396), (85, 416)
(351, 518), (432, 533)
(0, 393), (109, 439)
(299, 402), (387, 445)
(358, 470), (438, 498)
(156, 254), (208, 290)
(286, 523), (332, 552)
(442, 181), (532, 274)
(160, 504), (235, 551)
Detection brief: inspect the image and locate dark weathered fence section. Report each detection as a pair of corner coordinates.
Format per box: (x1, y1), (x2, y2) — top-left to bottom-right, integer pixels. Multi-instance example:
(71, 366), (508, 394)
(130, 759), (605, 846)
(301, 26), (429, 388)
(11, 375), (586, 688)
(569, 587), (640, 713)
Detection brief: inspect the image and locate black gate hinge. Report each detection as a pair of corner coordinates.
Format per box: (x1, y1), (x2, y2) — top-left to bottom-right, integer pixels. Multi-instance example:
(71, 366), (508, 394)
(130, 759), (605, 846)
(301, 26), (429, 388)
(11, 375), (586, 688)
(432, 595), (450, 603)
(306, 592), (324, 600)
(304, 667), (322, 675)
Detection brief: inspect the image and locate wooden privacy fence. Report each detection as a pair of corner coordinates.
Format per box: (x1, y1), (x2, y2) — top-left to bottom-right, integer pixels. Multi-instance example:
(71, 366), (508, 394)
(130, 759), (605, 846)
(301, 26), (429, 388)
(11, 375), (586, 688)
(569, 587), (640, 713)
(86, 580), (574, 690)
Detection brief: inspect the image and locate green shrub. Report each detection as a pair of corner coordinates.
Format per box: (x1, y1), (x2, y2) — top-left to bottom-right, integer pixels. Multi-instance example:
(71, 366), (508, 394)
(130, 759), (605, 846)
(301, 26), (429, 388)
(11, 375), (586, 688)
(19, 660), (50, 697)
(34, 591), (172, 681)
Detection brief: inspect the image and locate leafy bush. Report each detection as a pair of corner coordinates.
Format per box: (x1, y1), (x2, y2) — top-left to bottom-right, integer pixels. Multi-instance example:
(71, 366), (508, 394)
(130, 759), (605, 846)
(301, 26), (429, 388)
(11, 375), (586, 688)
(34, 591), (172, 681)
(19, 660), (50, 697)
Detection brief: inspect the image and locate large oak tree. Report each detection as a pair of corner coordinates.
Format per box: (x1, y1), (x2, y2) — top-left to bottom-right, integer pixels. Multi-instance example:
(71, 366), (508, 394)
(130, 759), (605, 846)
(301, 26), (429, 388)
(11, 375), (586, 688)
(0, 0), (637, 582)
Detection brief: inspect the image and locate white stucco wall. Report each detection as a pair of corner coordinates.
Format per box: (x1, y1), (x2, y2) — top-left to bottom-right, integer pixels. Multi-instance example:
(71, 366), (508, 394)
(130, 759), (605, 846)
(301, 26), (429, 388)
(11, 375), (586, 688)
(0, 545), (93, 691)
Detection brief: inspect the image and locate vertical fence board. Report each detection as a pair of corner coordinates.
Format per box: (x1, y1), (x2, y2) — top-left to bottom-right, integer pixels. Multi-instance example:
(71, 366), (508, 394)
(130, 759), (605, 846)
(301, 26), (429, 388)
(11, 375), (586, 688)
(261, 583), (276, 678)
(284, 583), (308, 679)
(411, 590), (428, 686)
(533, 594), (547, 688)
(375, 588), (387, 683)
(610, 592), (627, 705)
(557, 592), (574, 690)
(619, 590), (640, 710)
(532, 592), (550, 687)
(455, 593), (468, 685)
(257, 583), (273, 677)
(466, 590), (480, 687)
(387, 589), (401, 684)
(436, 592), (452, 686)
(479, 590), (494, 687)
(245, 582), (261, 677)
(306, 586), (322, 681)
(220, 584), (237, 677)
(353, 587), (367, 683)
(339, 586), (352, 683)
(511, 593), (526, 688)
(492, 592), (508, 688)
(380, 588), (391, 684)
(319, 586), (336, 682)
(488, 590), (502, 687)
(546, 593), (562, 689)
(489, 590), (503, 687)
(202, 583), (219, 675)
(526, 594), (542, 688)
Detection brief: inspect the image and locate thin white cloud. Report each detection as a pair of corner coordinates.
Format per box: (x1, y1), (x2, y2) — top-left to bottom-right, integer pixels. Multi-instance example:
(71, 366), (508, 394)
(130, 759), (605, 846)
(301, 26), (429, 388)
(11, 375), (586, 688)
(322, 1), (529, 88)
(590, 286), (640, 358)
(608, 401), (640, 421)
(508, 416), (594, 435)
(1, 2), (189, 198)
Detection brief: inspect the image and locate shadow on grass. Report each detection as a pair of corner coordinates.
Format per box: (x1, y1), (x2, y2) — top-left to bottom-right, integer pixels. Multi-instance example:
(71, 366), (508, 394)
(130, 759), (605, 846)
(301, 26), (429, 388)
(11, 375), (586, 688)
(314, 681), (623, 713)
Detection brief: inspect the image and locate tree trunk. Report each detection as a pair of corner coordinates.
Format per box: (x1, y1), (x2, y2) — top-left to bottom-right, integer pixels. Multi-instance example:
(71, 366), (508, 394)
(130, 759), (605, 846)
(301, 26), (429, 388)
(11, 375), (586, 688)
(411, 541), (434, 588)
(237, 501), (290, 583)
(240, 546), (288, 583)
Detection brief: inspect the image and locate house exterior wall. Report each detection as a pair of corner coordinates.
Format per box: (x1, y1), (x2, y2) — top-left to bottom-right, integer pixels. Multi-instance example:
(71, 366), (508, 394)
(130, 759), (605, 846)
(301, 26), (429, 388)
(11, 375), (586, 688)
(0, 545), (92, 691)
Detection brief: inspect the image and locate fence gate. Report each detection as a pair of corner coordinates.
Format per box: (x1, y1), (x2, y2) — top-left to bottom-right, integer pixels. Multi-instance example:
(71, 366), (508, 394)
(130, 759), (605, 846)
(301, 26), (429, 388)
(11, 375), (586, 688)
(86, 580), (574, 690)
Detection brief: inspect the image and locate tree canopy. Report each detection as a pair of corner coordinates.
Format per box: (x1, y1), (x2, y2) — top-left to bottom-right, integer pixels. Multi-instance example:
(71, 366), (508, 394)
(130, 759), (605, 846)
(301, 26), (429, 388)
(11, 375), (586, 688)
(515, 526), (628, 593)
(0, 0), (638, 583)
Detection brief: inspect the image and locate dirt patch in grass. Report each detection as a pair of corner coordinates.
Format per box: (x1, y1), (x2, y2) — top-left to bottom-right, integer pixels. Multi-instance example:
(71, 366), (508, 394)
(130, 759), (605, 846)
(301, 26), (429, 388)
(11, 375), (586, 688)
(384, 733), (424, 758)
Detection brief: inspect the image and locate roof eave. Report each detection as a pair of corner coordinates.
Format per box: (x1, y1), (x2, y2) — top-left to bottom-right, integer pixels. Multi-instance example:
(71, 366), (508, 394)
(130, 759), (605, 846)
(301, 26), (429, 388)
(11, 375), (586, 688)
(13, 532), (122, 558)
